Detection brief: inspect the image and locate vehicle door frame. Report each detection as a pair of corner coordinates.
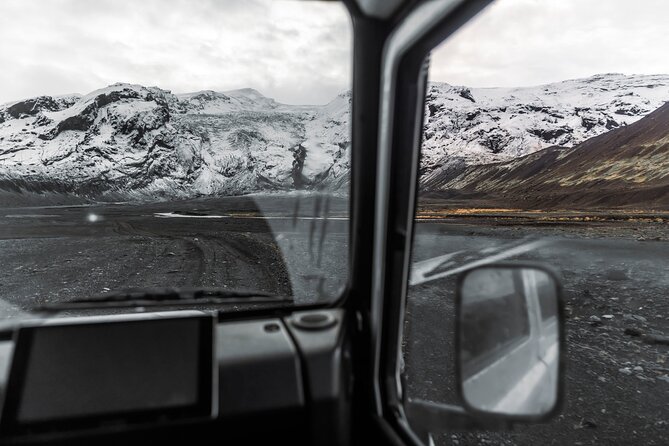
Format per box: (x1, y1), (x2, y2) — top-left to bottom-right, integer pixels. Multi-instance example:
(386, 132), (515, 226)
(339, 0), (495, 444)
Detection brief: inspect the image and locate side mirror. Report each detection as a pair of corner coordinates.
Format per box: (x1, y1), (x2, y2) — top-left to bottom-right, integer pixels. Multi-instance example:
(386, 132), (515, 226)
(456, 263), (564, 421)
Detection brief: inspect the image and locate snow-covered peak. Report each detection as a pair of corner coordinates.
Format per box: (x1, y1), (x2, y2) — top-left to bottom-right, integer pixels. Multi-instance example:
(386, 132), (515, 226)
(222, 87), (279, 110)
(176, 87), (279, 113)
(432, 73), (669, 110)
(224, 87), (266, 100)
(421, 73), (669, 170)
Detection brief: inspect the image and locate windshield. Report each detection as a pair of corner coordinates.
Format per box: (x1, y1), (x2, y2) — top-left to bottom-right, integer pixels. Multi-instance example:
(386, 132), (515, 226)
(0, 0), (351, 320)
(403, 0), (669, 444)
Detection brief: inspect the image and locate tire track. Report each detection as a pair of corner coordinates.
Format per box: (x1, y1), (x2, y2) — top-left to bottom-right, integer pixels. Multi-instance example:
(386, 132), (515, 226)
(111, 219), (290, 293)
(112, 220), (206, 285)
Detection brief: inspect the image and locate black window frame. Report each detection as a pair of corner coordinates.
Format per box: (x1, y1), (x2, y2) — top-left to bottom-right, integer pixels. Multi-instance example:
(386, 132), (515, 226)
(358, 0), (496, 444)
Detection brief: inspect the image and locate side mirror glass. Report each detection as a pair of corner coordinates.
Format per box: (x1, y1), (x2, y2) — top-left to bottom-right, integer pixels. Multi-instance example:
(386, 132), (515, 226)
(457, 264), (563, 420)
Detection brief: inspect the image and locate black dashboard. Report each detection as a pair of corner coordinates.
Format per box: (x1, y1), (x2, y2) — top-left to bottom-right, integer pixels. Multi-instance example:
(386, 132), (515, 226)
(0, 309), (348, 445)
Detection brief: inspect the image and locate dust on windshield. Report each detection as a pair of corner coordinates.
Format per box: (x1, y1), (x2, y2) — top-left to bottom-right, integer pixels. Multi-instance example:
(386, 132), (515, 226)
(0, 0), (351, 319)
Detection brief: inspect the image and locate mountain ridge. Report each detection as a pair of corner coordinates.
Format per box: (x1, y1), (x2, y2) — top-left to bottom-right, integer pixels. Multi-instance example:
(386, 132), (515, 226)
(0, 83), (351, 201)
(1, 73), (668, 203)
(423, 101), (669, 209)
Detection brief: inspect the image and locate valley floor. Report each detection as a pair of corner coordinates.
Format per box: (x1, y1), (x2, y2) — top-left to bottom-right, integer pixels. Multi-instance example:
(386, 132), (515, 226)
(0, 198), (666, 444)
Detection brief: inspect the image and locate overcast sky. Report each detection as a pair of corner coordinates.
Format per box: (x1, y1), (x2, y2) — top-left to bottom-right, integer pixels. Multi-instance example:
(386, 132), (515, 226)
(1, 0), (668, 105)
(0, 0), (352, 105)
(431, 0), (669, 88)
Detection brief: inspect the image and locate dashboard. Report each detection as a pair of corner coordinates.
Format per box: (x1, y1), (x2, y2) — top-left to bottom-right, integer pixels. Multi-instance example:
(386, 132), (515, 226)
(0, 309), (348, 445)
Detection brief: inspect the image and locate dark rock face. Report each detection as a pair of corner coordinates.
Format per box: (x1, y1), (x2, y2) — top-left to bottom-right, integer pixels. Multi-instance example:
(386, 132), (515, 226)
(581, 116), (620, 132)
(466, 110), (480, 121)
(59, 109), (96, 132)
(481, 129), (510, 154)
(582, 116), (600, 131)
(34, 114), (52, 126)
(7, 96), (60, 118)
(615, 104), (644, 116)
(40, 88), (158, 141)
(528, 127), (571, 141)
(458, 88), (476, 103)
(39, 104), (97, 140)
(527, 104), (550, 113)
(117, 105), (170, 145)
(605, 118), (619, 130)
(94, 89), (141, 108)
(4, 96), (78, 121)
(291, 144), (308, 189)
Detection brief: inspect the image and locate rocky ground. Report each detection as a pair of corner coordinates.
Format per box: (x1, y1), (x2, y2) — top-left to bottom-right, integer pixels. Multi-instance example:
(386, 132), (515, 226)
(403, 215), (669, 445)
(0, 195), (349, 323)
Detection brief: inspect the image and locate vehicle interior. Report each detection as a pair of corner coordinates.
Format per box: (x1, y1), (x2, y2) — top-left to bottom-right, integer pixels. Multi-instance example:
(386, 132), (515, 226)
(11, 0), (648, 444)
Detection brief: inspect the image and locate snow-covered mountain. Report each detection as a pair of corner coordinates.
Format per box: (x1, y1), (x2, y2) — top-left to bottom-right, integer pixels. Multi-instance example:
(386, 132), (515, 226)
(1, 73), (668, 201)
(0, 84), (351, 200)
(422, 101), (669, 210)
(421, 73), (669, 180)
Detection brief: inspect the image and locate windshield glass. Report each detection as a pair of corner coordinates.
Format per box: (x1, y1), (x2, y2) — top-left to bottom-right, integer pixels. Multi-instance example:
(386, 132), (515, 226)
(403, 0), (669, 444)
(0, 0), (351, 320)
